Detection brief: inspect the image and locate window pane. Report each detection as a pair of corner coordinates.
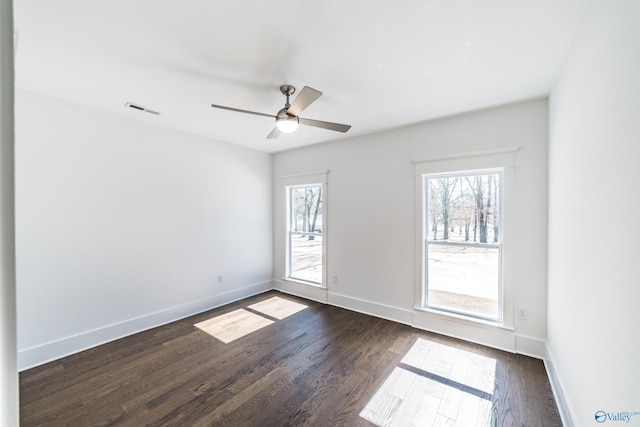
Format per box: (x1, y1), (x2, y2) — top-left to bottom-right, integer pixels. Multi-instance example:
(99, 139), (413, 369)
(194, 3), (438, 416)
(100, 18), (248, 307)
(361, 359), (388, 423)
(287, 184), (323, 285)
(290, 234), (323, 283)
(290, 186), (322, 233)
(427, 245), (499, 318)
(424, 170), (502, 321)
(427, 173), (500, 244)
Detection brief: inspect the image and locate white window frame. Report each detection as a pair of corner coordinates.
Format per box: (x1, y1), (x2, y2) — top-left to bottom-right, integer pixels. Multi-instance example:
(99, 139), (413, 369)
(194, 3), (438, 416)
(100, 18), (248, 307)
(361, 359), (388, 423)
(281, 172), (328, 289)
(423, 169), (504, 322)
(414, 148), (518, 328)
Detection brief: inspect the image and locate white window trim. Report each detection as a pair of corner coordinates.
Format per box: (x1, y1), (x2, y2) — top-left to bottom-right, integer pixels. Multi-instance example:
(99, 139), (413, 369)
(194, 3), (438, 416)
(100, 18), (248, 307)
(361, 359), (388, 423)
(281, 171), (328, 289)
(414, 147), (519, 329)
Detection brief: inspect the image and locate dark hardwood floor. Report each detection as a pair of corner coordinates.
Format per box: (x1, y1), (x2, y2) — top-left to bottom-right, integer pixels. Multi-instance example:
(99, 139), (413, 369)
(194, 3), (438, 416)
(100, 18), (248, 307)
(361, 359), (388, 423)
(20, 291), (561, 426)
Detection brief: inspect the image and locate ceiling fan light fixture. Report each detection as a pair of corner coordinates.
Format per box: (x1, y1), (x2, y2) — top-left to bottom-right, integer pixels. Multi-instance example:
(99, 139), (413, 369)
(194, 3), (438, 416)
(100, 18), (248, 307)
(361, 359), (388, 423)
(275, 111), (299, 133)
(211, 85), (350, 139)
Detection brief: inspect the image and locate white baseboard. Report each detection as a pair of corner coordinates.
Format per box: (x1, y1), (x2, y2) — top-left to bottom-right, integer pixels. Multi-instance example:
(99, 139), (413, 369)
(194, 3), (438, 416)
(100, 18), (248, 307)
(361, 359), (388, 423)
(273, 282), (414, 326)
(273, 283), (413, 325)
(327, 292), (413, 325)
(515, 334), (545, 359)
(544, 344), (575, 427)
(20, 278), (549, 381)
(412, 309), (517, 353)
(18, 280), (273, 371)
(273, 279), (328, 304)
(274, 284), (545, 359)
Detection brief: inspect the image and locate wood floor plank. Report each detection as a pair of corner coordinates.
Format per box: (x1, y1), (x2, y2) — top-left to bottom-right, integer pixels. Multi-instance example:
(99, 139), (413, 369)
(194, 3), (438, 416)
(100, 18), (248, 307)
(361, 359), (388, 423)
(247, 295), (308, 319)
(19, 291), (562, 426)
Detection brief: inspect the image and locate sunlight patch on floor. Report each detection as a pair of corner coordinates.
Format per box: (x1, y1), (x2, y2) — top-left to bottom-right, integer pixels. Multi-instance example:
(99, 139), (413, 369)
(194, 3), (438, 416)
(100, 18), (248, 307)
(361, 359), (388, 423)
(248, 296), (308, 320)
(360, 338), (496, 426)
(194, 309), (274, 343)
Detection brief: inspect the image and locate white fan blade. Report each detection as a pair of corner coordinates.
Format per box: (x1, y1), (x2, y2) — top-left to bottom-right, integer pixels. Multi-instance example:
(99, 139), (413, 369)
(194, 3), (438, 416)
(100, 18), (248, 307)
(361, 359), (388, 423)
(211, 104), (275, 119)
(267, 127), (281, 139)
(287, 86), (322, 116)
(299, 117), (351, 133)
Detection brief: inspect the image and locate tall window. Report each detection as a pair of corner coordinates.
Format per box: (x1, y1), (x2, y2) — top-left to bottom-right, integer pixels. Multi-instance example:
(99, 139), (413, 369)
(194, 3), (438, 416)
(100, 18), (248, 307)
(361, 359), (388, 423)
(424, 170), (502, 321)
(287, 184), (323, 285)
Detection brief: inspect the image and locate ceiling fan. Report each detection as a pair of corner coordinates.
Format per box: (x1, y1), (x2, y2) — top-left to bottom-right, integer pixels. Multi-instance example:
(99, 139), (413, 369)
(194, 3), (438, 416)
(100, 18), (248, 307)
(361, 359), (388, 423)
(211, 85), (351, 139)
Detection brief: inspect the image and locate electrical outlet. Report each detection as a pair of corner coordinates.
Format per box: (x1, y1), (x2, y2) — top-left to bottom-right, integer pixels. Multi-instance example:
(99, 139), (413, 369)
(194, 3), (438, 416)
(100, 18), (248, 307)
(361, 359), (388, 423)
(217, 275), (224, 284)
(517, 308), (528, 321)
(332, 275), (338, 284)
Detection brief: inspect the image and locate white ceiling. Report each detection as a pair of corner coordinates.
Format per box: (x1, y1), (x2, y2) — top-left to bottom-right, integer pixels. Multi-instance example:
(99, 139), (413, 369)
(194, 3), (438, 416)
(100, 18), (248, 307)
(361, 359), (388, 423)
(14, 0), (589, 153)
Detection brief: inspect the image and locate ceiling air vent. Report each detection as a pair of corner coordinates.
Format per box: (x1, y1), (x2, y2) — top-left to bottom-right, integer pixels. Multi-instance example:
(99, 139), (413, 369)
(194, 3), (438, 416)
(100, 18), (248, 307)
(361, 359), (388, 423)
(125, 102), (160, 115)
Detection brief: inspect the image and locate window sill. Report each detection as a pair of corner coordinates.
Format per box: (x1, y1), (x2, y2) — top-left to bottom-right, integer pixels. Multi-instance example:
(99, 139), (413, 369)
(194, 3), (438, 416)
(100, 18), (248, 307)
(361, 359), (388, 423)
(414, 305), (514, 332)
(282, 278), (326, 290)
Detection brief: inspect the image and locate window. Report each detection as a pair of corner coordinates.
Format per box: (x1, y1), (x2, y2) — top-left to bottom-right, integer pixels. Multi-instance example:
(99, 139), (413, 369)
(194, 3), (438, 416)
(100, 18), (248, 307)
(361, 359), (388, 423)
(423, 170), (503, 321)
(286, 184), (324, 285)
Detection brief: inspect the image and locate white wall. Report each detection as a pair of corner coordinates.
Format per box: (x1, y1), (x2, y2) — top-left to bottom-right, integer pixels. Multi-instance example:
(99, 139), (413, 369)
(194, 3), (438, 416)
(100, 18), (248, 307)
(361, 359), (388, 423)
(1, 0), (19, 423)
(273, 99), (549, 356)
(547, 1), (640, 425)
(15, 91), (273, 370)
